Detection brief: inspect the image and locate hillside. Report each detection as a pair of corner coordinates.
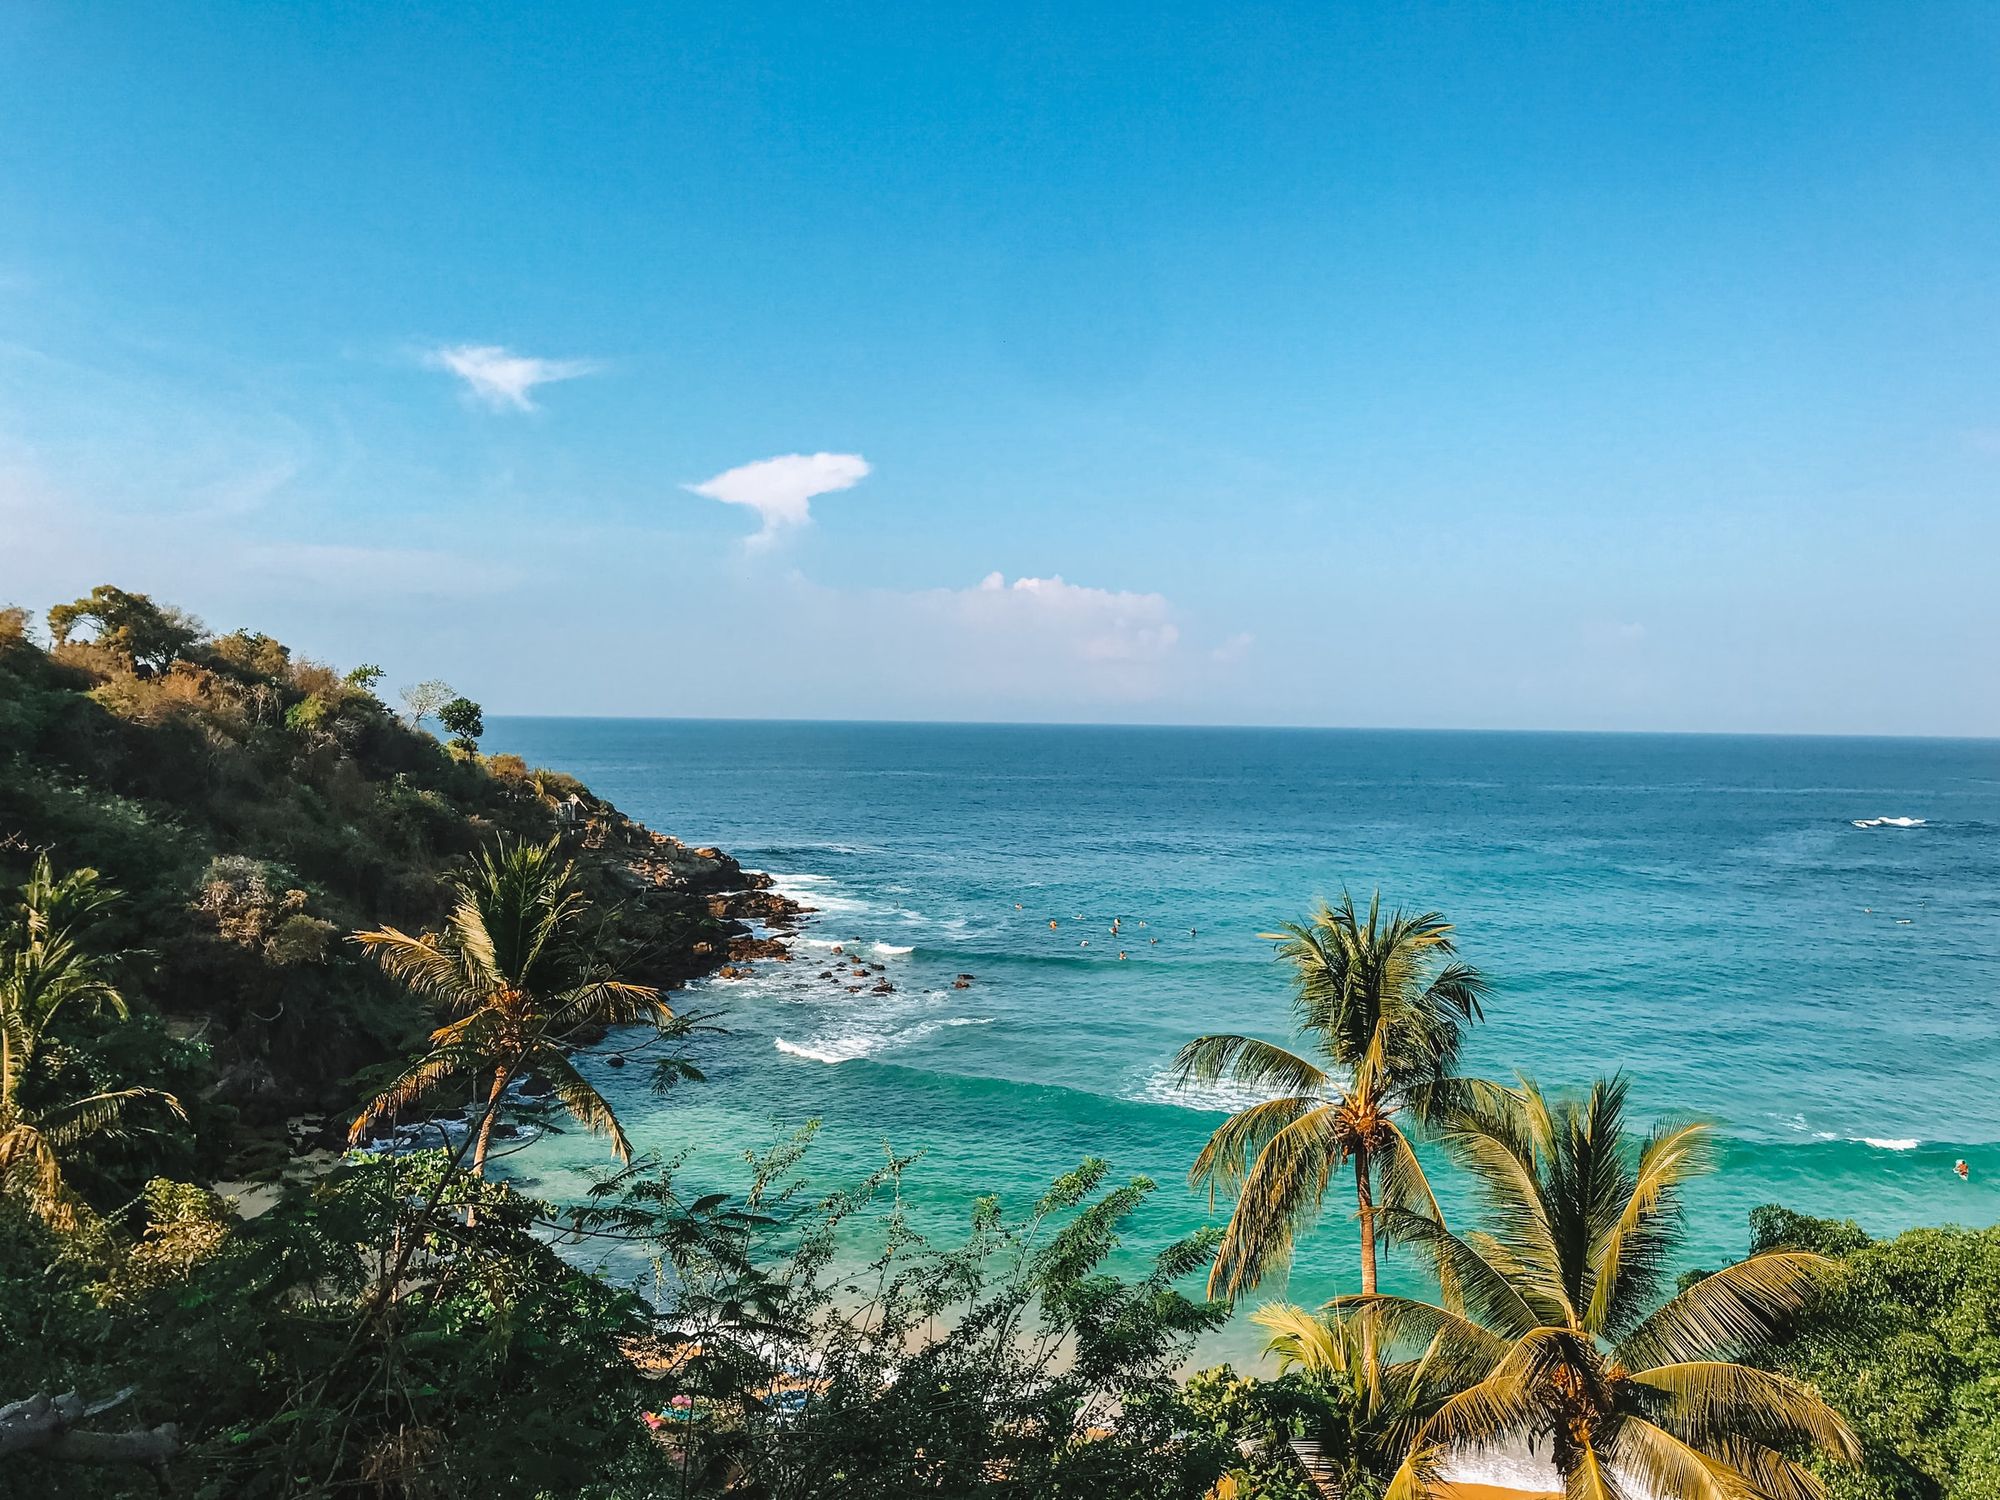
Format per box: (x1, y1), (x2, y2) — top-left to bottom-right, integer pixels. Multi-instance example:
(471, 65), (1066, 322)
(0, 586), (792, 1188)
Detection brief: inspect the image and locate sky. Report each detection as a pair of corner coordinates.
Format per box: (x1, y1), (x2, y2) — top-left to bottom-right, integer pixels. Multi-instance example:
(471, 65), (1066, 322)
(2, 2), (1997, 734)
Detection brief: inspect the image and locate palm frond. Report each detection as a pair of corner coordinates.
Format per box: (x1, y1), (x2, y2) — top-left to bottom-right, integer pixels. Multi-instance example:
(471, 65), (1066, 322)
(1408, 1328), (1562, 1454)
(1628, 1361), (1859, 1464)
(1599, 1416), (1747, 1500)
(40, 1087), (185, 1147)
(353, 927), (478, 1009)
(1375, 1206), (1543, 1337)
(1253, 1301), (1368, 1378)
(1205, 1104), (1348, 1299)
(531, 1048), (634, 1163)
(1618, 1252), (1841, 1370)
(1172, 1033), (1329, 1094)
(1324, 1292), (1513, 1385)
(1187, 1095), (1326, 1202)
(1585, 1118), (1714, 1336)
(351, 1048), (479, 1142)
(551, 979), (670, 1034)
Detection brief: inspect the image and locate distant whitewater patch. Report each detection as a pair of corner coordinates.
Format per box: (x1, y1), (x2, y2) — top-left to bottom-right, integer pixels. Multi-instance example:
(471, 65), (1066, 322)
(1852, 816), (1926, 828)
(873, 942), (915, 957)
(1855, 1136), (1921, 1151)
(774, 1017), (992, 1065)
(1135, 1067), (1287, 1115)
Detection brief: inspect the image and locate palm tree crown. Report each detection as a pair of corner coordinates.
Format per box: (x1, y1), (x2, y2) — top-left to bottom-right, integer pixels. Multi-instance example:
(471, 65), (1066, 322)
(1349, 1075), (1858, 1500)
(351, 836), (671, 1176)
(1175, 892), (1490, 1298)
(0, 853), (184, 1230)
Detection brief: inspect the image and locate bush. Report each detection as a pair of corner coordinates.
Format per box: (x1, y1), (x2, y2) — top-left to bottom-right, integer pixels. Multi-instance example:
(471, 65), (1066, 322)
(1753, 1206), (2000, 1500)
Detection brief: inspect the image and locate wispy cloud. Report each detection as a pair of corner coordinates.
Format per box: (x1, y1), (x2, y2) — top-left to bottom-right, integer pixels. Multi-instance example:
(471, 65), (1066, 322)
(958, 572), (1181, 662)
(686, 452), (870, 547)
(426, 344), (598, 410)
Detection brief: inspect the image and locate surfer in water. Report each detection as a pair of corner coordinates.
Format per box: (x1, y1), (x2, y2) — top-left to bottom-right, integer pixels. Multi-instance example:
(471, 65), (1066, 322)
(1957, 1159), (1971, 1180)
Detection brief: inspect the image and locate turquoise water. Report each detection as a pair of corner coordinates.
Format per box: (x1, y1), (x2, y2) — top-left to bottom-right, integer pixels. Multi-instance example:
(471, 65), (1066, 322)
(486, 720), (2000, 1359)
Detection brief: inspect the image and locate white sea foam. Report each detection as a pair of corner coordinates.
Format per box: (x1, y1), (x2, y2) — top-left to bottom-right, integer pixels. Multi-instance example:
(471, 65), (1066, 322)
(774, 1016), (990, 1064)
(774, 1037), (857, 1064)
(1856, 1136), (1921, 1150)
(1134, 1068), (1287, 1115)
(873, 942), (915, 956)
(1851, 816), (1926, 829)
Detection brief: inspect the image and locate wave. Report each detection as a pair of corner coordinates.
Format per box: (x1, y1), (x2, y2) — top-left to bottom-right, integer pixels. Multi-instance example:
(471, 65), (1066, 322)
(774, 1017), (992, 1065)
(873, 942), (915, 956)
(1133, 1068), (1284, 1115)
(774, 1037), (858, 1065)
(1855, 1136), (1921, 1150)
(1851, 816), (1926, 828)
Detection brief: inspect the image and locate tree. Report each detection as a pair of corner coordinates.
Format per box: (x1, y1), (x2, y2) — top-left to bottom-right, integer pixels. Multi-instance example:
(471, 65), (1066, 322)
(398, 678), (455, 730)
(1174, 893), (1489, 1298)
(1747, 1209), (2000, 1500)
(46, 586), (203, 672)
(438, 695), (484, 753)
(349, 836), (671, 1181)
(0, 855), (184, 1230)
(343, 662), (384, 693)
(1350, 1076), (1859, 1500)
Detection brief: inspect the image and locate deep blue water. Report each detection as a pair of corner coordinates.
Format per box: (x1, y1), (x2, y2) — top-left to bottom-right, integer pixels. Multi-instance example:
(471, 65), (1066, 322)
(485, 720), (2000, 1357)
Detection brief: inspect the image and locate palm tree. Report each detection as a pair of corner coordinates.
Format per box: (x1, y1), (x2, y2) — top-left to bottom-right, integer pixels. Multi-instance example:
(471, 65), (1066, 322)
(0, 854), (184, 1230)
(1174, 893), (1490, 1298)
(350, 836), (670, 1179)
(1253, 1302), (1443, 1500)
(1347, 1075), (1858, 1500)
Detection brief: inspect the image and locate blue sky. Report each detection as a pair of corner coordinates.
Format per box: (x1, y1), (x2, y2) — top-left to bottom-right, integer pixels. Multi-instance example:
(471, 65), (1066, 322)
(2, 2), (1997, 732)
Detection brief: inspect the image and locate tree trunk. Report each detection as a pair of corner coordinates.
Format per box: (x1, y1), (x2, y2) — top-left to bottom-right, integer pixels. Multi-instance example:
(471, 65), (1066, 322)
(1354, 1148), (1377, 1295)
(470, 1066), (508, 1178)
(465, 1065), (510, 1227)
(0, 1389), (179, 1470)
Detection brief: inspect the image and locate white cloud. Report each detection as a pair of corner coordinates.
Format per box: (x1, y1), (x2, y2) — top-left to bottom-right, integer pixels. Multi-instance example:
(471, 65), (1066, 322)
(953, 572), (1181, 663)
(686, 452), (870, 547)
(426, 344), (598, 410)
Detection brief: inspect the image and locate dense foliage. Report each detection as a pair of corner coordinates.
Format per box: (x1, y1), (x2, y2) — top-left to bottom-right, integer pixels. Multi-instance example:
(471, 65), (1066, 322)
(0, 587), (741, 1195)
(1749, 1208), (2000, 1500)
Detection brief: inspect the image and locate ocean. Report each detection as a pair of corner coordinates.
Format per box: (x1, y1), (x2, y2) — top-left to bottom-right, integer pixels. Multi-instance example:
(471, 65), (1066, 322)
(484, 719), (2000, 1359)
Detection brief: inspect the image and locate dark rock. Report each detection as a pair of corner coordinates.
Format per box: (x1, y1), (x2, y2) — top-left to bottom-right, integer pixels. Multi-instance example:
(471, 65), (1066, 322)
(605, 1055), (626, 1068)
(519, 1073), (554, 1098)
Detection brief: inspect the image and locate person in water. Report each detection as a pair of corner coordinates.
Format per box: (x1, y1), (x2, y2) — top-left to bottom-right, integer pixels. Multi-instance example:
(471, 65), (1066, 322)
(1957, 1159), (1971, 1180)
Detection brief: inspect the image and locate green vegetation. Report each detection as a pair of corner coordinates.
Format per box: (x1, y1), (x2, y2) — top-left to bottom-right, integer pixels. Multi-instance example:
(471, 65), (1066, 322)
(351, 835), (676, 1177)
(0, 585), (743, 1192)
(1, 854), (183, 1230)
(1748, 1209), (2000, 1500)
(1175, 895), (1489, 1297)
(1, 588), (1995, 1498)
(1350, 1076), (1857, 1500)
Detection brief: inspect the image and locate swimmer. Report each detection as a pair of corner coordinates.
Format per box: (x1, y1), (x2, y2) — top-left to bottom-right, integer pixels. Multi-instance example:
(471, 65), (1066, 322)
(1190, 928), (1198, 938)
(1080, 939), (1089, 947)
(1117, 951), (1127, 960)
(1957, 1159), (1971, 1180)
(1150, 937), (1158, 944)
(1049, 919), (1059, 929)
(1016, 903), (1024, 910)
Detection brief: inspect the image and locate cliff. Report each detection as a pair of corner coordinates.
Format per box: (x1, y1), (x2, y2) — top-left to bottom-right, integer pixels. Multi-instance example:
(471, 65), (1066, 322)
(0, 590), (792, 1184)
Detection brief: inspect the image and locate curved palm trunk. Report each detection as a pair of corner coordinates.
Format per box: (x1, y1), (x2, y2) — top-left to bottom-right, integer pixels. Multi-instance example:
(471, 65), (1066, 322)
(466, 1065), (510, 1227)
(1354, 1145), (1378, 1295)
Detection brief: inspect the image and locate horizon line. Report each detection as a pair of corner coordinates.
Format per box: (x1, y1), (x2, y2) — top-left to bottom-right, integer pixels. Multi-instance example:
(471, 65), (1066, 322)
(482, 712), (2000, 745)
